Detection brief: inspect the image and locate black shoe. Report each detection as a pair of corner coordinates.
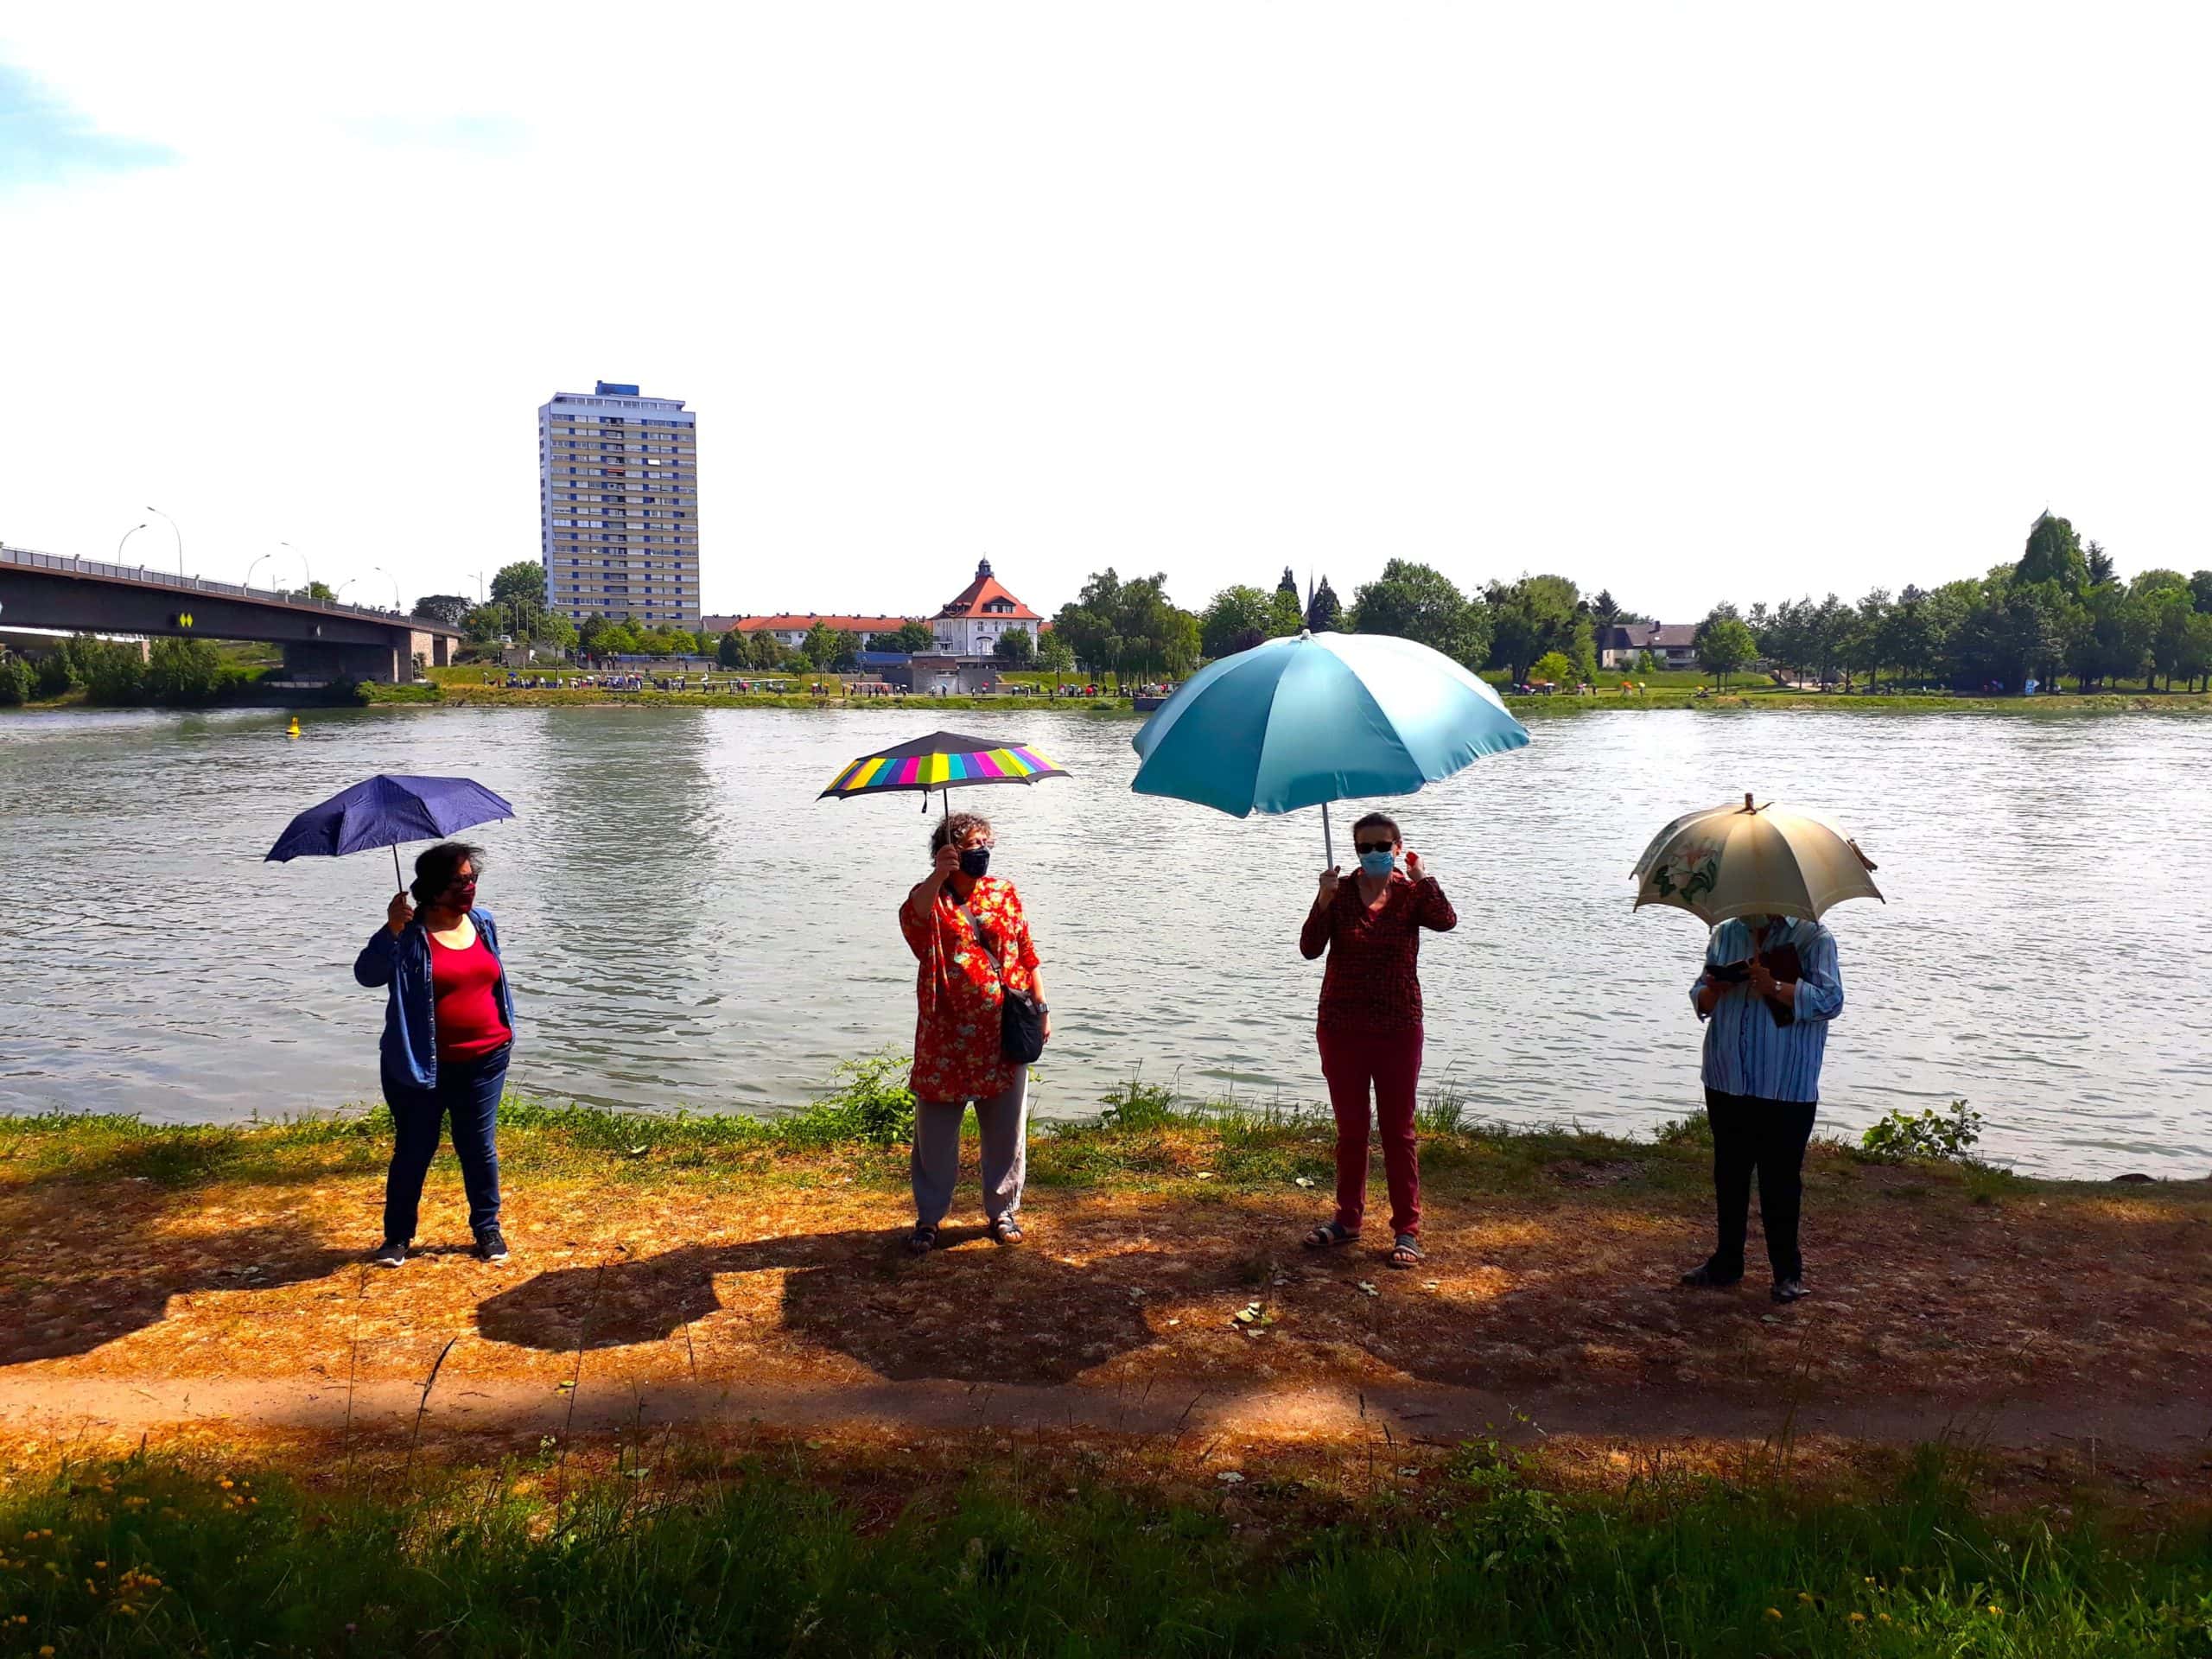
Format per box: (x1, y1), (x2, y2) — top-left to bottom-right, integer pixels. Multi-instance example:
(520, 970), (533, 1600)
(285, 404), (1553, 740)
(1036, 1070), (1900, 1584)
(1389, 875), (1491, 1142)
(1679, 1261), (1743, 1288)
(1770, 1277), (1808, 1304)
(475, 1226), (510, 1265)
(371, 1239), (407, 1269)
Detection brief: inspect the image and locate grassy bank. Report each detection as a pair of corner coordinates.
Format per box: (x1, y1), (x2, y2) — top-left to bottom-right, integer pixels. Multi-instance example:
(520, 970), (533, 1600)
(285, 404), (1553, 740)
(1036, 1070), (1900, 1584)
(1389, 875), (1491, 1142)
(3, 1436), (2207, 1657)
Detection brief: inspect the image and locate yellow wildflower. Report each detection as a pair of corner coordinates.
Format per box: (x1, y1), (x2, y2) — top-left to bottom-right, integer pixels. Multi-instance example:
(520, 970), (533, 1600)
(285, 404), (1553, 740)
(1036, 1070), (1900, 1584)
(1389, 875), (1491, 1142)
(1764, 1608), (1783, 1620)
(1797, 1591), (1815, 1605)
(1847, 1612), (1866, 1624)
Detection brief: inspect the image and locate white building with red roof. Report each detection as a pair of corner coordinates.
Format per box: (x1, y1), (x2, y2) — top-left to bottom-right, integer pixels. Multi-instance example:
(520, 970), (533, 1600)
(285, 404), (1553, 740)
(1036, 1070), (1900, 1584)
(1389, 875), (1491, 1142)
(931, 558), (1042, 656)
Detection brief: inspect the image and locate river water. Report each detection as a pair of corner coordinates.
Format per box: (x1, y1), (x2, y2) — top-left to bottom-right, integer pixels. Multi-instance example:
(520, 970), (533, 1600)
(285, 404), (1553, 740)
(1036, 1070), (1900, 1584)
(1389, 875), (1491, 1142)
(2, 705), (2206, 1176)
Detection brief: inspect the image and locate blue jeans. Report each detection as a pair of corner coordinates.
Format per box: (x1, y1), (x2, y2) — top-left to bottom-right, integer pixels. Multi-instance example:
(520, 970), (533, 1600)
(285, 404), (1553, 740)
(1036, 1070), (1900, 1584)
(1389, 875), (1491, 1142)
(381, 1046), (508, 1244)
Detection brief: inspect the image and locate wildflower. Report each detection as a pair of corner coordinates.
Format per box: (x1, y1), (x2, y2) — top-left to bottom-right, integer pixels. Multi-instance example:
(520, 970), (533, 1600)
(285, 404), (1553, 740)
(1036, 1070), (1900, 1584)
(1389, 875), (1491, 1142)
(1986, 1605), (2002, 1617)
(1797, 1592), (1815, 1605)
(94, 1559), (107, 1568)
(1764, 1608), (1783, 1621)
(1847, 1611), (1866, 1624)
(1877, 1613), (1892, 1624)
(41, 1646), (56, 1657)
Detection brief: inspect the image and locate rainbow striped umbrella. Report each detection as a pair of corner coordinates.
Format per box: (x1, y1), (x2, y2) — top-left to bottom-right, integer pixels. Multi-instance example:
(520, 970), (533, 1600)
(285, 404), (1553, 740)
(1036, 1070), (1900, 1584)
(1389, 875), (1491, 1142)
(818, 729), (1069, 810)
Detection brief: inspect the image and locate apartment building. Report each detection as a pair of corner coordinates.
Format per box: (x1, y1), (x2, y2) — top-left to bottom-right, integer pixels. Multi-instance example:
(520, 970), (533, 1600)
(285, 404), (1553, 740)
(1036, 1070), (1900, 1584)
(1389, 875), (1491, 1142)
(539, 381), (701, 629)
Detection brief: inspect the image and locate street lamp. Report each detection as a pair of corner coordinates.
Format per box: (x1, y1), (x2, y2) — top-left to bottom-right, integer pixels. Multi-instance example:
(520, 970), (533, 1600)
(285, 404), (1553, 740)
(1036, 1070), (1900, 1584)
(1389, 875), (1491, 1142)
(280, 541), (313, 598)
(333, 577), (358, 604)
(146, 506), (184, 580)
(244, 553), (271, 592)
(118, 522), (149, 563)
(372, 567), (403, 612)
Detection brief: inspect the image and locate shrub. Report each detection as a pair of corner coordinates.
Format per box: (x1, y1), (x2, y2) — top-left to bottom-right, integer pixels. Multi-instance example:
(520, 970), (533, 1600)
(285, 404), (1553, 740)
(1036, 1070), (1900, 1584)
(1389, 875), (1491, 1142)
(1416, 1081), (1470, 1135)
(73, 638), (147, 704)
(781, 1052), (916, 1147)
(1097, 1071), (1178, 1130)
(1859, 1098), (1984, 1163)
(32, 651), (73, 697)
(0, 656), (34, 705)
(143, 636), (221, 705)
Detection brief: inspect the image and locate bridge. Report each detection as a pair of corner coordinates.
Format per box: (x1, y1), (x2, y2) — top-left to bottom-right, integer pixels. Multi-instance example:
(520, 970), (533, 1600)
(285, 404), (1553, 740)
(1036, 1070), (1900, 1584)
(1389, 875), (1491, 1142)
(0, 544), (461, 683)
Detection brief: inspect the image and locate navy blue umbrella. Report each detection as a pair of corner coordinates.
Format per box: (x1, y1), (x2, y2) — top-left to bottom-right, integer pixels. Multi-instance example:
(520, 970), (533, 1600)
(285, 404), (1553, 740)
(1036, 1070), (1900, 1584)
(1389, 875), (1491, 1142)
(265, 773), (515, 888)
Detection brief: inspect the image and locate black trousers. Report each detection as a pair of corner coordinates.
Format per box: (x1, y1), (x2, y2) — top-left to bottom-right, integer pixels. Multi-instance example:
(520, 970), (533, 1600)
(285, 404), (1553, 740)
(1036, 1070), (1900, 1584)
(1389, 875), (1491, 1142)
(1703, 1087), (1817, 1281)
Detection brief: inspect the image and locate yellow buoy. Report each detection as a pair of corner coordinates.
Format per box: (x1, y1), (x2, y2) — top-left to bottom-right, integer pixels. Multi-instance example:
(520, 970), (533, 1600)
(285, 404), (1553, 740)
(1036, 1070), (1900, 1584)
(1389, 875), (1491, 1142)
(286, 718), (302, 739)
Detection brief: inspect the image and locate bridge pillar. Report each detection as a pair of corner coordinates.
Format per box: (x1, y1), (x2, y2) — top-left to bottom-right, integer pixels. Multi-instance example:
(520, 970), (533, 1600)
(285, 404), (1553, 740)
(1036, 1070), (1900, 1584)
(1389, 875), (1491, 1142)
(283, 639), (404, 683)
(410, 629), (449, 670)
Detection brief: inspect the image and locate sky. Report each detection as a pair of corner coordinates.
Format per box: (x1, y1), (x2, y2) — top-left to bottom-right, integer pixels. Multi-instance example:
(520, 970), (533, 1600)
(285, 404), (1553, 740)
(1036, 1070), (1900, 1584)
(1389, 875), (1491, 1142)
(3, 3), (2208, 624)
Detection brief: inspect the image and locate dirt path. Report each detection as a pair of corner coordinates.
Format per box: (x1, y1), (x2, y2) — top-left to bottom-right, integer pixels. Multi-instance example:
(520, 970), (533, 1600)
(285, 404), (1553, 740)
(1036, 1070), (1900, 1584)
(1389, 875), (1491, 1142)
(3, 1136), (2208, 1467)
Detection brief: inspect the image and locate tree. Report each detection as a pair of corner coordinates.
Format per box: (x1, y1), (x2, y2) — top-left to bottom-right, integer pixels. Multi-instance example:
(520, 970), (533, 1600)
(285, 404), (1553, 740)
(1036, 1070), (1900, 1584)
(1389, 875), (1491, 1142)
(717, 629), (746, 669)
(1483, 575), (1584, 684)
(1199, 586), (1278, 658)
(994, 627), (1034, 665)
(2017, 512), (2088, 593)
(2192, 571), (2212, 614)
(1305, 577), (1342, 632)
(491, 562), (547, 608)
(2086, 541), (2117, 588)
(143, 637), (220, 704)
(1277, 566), (1300, 602)
(1268, 587), (1306, 636)
(1052, 569), (1201, 685)
(412, 594), (471, 628)
(868, 620), (938, 654)
(1529, 650), (1574, 687)
(283, 581), (337, 603)
(1695, 610), (1759, 687)
(532, 609), (577, 652)
(1347, 560), (1491, 669)
(1038, 628), (1075, 686)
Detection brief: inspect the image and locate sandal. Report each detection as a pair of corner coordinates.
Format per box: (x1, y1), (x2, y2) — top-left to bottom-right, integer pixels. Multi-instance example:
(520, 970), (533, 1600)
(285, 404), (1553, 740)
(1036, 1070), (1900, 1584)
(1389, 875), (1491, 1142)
(1387, 1233), (1425, 1268)
(907, 1224), (938, 1256)
(1303, 1220), (1358, 1250)
(989, 1214), (1025, 1246)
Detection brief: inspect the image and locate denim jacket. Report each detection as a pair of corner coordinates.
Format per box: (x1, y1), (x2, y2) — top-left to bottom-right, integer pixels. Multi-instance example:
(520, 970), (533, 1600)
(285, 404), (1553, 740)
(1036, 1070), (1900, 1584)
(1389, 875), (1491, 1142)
(353, 909), (515, 1090)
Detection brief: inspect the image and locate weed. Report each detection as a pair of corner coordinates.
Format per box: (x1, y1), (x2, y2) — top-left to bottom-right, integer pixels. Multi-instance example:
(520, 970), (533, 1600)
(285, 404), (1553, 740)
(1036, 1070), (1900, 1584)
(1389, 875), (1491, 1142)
(1859, 1099), (1986, 1164)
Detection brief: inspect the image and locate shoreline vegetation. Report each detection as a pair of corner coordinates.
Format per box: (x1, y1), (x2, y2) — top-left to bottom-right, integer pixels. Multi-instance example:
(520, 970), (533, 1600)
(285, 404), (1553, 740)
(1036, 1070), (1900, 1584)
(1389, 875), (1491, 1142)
(3, 1071), (2209, 1653)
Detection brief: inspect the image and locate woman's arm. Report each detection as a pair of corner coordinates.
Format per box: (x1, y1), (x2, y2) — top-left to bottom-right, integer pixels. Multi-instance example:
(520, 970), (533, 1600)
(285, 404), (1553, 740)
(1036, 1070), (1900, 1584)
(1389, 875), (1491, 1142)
(1784, 926), (1845, 1021)
(1414, 873), (1457, 933)
(354, 929), (399, 988)
(1299, 872), (1338, 961)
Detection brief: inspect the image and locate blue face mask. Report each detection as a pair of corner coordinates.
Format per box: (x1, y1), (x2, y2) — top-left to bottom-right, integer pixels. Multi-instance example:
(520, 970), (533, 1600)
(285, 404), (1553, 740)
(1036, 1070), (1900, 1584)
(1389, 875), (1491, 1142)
(1358, 849), (1397, 879)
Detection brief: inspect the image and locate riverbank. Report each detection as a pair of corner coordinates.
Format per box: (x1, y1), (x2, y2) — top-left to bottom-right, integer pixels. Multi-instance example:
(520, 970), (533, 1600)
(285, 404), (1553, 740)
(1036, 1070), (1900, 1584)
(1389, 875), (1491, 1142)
(5, 1090), (2207, 1653)
(376, 680), (2212, 715)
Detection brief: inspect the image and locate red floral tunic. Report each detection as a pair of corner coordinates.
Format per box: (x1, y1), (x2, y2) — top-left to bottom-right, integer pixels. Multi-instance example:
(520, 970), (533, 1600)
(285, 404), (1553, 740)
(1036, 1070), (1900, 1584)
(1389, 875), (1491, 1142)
(899, 875), (1042, 1102)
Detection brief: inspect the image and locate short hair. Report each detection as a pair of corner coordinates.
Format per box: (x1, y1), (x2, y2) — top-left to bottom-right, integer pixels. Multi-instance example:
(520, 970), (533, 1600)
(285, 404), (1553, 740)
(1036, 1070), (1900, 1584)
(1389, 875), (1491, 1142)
(1351, 812), (1401, 844)
(930, 810), (993, 855)
(411, 841), (486, 905)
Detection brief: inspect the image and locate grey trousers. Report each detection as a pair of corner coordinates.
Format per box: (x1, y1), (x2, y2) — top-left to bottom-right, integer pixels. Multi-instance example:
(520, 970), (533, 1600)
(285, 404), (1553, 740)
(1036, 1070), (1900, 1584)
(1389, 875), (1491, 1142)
(911, 1073), (1028, 1227)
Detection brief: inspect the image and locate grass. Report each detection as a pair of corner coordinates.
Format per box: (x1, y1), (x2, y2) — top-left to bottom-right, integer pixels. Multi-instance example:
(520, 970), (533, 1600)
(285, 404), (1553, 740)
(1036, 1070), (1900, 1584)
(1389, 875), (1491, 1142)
(1, 1439), (2207, 1656)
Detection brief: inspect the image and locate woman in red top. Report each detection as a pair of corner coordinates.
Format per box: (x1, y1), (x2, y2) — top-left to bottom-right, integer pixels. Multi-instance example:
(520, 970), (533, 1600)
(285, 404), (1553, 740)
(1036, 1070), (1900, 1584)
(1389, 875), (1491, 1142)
(899, 811), (1051, 1255)
(1299, 811), (1456, 1268)
(352, 841), (515, 1270)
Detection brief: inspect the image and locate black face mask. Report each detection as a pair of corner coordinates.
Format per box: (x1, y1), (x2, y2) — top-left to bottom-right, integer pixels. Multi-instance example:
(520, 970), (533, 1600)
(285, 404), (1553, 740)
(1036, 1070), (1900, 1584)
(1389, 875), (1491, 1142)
(958, 847), (992, 879)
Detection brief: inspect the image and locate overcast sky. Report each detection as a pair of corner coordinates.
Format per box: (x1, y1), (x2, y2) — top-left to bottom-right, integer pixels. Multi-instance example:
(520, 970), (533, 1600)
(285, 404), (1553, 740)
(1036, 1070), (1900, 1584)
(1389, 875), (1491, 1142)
(3, 3), (2207, 623)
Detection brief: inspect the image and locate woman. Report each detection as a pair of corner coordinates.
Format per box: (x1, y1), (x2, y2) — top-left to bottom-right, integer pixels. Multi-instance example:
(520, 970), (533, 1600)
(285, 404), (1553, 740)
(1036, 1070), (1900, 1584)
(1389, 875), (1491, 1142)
(899, 810), (1051, 1255)
(353, 841), (515, 1268)
(1299, 812), (1456, 1268)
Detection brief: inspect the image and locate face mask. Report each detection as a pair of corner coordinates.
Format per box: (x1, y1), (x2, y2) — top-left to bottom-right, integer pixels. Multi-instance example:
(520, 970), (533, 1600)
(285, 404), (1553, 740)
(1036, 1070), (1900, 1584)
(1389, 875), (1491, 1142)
(1358, 850), (1396, 879)
(958, 847), (991, 879)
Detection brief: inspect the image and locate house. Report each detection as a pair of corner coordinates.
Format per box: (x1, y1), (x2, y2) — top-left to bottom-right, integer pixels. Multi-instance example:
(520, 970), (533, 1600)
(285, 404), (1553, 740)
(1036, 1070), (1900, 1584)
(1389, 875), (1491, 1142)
(931, 558), (1043, 656)
(1599, 622), (1700, 670)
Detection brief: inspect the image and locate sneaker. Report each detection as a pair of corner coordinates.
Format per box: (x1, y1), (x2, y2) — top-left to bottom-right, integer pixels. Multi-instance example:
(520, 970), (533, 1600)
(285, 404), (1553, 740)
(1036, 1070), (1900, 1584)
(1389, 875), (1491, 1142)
(475, 1226), (510, 1265)
(1771, 1277), (1808, 1304)
(371, 1239), (407, 1269)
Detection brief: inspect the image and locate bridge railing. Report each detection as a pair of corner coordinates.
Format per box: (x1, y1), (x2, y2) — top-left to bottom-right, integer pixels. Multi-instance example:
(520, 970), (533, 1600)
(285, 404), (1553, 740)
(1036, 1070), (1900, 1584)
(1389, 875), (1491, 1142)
(0, 543), (453, 632)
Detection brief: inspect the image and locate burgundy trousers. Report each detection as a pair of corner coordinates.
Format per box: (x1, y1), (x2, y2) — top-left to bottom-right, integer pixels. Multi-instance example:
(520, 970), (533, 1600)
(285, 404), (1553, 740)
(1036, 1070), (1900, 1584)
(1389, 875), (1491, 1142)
(1317, 1022), (1424, 1237)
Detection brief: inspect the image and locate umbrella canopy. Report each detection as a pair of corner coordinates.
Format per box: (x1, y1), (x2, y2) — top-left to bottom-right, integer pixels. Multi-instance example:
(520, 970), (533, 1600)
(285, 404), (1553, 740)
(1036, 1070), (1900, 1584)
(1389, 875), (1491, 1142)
(819, 730), (1068, 805)
(265, 773), (515, 886)
(1129, 630), (1529, 855)
(1630, 794), (1883, 925)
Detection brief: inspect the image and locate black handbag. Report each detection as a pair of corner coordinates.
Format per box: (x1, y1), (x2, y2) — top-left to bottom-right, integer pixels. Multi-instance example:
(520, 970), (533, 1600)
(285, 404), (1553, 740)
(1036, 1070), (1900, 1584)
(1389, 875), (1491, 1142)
(960, 900), (1047, 1064)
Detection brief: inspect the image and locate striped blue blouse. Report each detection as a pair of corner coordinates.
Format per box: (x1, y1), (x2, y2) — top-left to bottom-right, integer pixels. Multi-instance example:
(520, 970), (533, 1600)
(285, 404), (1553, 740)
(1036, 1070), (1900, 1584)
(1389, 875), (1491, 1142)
(1690, 917), (1845, 1103)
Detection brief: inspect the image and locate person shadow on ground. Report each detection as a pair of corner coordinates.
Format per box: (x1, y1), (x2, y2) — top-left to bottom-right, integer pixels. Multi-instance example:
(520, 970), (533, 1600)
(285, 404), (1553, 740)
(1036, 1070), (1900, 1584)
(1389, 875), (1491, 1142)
(0, 1221), (358, 1364)
(474, 1228), (1159, 1384)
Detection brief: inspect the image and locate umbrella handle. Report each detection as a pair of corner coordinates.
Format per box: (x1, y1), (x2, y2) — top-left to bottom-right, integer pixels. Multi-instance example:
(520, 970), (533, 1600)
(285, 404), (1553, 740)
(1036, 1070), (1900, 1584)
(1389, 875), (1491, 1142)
(392, 844), (404, 893)
(1321, 801), (1333, 868)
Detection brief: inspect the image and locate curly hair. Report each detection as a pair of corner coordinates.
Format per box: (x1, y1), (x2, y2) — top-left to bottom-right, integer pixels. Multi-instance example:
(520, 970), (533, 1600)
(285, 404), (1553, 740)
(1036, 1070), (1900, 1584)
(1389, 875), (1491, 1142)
(929, 811), (993, 855)
(1351, 812), (1401, 845)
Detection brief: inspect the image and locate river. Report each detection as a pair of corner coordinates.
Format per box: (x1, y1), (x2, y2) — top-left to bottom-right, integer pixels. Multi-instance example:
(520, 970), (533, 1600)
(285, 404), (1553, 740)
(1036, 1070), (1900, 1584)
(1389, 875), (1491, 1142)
(2, 704), (2206, 1177)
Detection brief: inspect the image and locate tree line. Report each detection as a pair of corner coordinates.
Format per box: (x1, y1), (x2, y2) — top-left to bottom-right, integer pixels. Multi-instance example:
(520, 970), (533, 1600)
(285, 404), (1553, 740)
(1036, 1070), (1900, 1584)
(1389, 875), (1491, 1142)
(404, 513), (2212, 693)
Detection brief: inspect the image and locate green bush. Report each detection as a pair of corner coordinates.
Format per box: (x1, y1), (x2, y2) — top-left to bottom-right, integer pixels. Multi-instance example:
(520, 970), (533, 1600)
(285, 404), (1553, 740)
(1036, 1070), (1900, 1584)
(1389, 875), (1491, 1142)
(74, 638), (148, 704)
(1859, 1098), (1985, 1163)
(779, 1052), (916, 1147)
(143, 636), (221, 705)
(0, 656), (32, 705)
(33, 650), (73, 697)
(1097, 1069), (1179, 1130)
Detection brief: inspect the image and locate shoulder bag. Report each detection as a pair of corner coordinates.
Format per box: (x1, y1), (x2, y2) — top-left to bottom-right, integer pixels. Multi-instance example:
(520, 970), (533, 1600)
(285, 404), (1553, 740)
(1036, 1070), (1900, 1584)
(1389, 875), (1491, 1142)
(957, 898), (1048, 1064)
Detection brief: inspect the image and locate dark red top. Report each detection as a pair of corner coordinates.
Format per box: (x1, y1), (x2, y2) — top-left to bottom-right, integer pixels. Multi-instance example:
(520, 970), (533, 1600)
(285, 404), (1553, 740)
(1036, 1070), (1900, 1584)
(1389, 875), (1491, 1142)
(429, 931), (512, 1061)
(1299, 873), (1458, 1034)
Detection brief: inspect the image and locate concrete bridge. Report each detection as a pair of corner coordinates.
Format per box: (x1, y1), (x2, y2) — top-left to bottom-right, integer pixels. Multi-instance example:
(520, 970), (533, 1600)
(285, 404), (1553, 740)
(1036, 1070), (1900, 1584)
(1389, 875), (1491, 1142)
(0, 544), (460, 682)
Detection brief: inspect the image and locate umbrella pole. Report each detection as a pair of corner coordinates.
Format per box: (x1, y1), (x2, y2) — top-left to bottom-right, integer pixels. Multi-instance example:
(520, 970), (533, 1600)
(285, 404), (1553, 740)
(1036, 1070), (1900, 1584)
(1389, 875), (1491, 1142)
(391, 844), (404, 893)
(1321, 801), (1334, 868)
